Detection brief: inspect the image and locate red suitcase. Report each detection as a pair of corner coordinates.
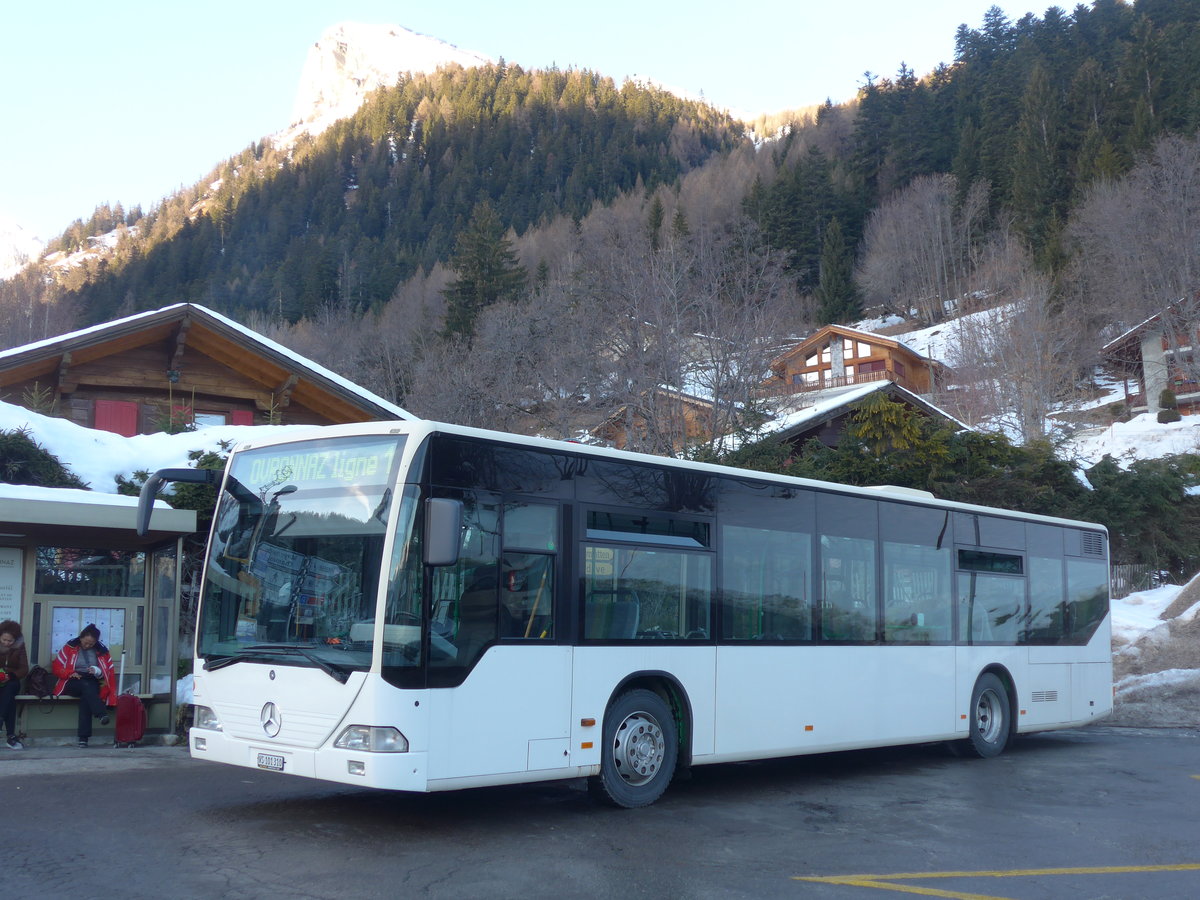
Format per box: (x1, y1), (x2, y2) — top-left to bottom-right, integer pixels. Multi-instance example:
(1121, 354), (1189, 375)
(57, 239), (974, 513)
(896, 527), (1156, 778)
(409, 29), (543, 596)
(115, 692), (147, 747)
(113, 652), (147, 747)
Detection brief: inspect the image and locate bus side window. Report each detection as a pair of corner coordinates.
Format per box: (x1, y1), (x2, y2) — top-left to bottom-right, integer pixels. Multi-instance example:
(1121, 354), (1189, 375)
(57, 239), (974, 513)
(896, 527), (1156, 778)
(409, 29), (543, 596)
(720, 524), (811, 641)
(500, 552), (554, 639)
(430, 492), (501, 668)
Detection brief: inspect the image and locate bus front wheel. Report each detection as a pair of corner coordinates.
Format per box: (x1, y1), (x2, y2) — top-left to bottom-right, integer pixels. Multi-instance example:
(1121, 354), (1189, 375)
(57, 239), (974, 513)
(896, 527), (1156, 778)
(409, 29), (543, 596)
(588, 689), (678, 808)
(960, 673), (1012, 758)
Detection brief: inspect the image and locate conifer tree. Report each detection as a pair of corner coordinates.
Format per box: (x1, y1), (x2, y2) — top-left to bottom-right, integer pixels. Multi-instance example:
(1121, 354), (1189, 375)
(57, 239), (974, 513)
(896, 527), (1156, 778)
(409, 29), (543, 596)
(441, 201), (527, 340)
(646, 195), (665, 250)
(814, 217), (860, 324)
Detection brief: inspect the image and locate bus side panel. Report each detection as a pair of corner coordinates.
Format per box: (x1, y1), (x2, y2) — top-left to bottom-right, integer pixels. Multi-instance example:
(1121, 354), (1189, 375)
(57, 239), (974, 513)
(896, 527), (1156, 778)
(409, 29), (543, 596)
(426, 645), (573, 781)
(1072, 662), (1113, 722)
(714, 646), (957, 758)
(570, 646), (717, 766)
(1020, 658), (1073, 729)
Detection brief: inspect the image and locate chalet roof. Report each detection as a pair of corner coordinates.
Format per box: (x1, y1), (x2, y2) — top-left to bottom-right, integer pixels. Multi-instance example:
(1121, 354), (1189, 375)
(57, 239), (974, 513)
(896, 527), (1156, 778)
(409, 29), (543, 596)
(769, 323), (928, 368)
(0, 303), (412, 423)
(1100, 301), (1186, 357)
(755, 380), (969, 446)
(591, 386), (718, 434)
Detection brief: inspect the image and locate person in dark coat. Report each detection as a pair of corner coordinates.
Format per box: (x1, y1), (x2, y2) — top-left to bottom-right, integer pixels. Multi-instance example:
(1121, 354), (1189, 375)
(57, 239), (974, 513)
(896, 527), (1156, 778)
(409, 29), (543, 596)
(0, 619), (29, 750)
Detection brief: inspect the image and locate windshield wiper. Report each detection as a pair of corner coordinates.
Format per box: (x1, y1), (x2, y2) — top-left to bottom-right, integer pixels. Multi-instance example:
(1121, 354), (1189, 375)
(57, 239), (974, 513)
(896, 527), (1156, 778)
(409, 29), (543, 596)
(202, 646), (351, 683)
(245, 644), (351, 683)
(203, 654), (245, 671)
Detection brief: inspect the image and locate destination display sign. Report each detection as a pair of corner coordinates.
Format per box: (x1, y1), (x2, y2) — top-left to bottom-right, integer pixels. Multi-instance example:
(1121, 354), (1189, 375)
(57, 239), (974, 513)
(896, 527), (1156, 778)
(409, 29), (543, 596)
(234, 436), (404, 493)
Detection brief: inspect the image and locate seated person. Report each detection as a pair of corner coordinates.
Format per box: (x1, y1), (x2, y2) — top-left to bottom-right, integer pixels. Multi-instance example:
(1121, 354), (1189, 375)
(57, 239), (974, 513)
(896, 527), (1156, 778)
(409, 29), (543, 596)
(52, 623), (116, 748)
(0, 620), (29, 750)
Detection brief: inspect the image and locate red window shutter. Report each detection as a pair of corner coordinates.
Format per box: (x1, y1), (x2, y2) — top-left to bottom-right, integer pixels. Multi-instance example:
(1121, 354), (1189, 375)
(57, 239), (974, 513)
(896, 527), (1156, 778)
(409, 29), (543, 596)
(94, 400), (139, 437)
(231, 410), (254, 426)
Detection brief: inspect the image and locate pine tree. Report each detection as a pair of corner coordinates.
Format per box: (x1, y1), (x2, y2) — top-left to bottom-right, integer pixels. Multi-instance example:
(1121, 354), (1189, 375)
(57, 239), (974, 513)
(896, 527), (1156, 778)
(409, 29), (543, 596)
(646, 195), (665, 250)
(441, 201), (527, 340)
(1010, 62), (1065, 254)
(814, 217), (860, 324)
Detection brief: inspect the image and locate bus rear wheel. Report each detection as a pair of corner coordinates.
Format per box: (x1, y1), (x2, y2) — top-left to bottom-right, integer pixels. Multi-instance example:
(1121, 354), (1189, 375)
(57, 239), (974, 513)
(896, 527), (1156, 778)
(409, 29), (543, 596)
(961, 673), (1011, 758)
(588, 689), (678, 808)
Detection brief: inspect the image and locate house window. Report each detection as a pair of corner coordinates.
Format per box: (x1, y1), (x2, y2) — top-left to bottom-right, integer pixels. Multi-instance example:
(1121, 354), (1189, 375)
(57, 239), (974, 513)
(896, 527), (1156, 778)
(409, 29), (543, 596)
(94, 399), (139, 437)
(858, 342), (872, 357)
(231, 410), (254, 426)
(843, 338), (855, 357)
(895, 361), (907, 377)
(805, 353), (819, 367)
(194, 412), (227, 429)
(820, 347), (831, 364)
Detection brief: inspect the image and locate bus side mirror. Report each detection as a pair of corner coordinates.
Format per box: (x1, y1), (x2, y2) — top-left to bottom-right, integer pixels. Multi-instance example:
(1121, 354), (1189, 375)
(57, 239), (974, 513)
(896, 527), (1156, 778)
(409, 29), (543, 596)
(424, 498), (463, 567)
(137, 467), (221, 536)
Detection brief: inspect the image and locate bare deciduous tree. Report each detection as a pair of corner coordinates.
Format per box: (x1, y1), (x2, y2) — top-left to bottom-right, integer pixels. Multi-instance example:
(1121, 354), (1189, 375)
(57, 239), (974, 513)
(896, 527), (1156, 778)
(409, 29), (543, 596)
(944, 233), (1088, 442)
(857, 174), (989, 324)
(1066, 132), (1200, 331)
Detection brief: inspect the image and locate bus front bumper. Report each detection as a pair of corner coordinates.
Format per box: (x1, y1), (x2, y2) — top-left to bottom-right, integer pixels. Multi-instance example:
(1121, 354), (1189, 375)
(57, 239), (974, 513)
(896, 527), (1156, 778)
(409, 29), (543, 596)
(189, 728), (429, 791)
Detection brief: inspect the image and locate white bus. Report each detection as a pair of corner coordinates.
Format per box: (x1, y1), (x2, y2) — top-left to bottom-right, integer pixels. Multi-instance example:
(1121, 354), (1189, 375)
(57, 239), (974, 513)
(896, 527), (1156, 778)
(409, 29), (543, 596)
(139, 419), (1112, 808)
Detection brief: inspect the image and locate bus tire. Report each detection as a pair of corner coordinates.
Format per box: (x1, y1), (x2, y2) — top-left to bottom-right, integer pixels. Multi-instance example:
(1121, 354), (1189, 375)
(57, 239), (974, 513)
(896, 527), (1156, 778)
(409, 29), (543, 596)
(588, 688), (678, 808)
(962, 673), (1011, 758)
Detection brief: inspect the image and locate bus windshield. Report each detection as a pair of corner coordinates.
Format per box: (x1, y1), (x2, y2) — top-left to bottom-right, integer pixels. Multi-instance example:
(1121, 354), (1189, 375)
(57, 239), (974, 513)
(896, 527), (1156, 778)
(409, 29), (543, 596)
(197, 434), (405, 678)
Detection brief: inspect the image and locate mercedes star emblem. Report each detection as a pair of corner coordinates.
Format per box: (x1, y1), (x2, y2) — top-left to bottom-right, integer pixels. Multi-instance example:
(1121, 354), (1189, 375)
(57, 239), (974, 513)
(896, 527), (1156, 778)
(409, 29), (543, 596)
(260, 702), (282, 738)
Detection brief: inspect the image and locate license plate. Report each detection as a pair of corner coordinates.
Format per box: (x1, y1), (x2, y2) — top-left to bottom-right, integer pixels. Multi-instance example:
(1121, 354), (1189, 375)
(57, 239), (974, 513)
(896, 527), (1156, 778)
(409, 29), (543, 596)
(257, 752), (286, 772)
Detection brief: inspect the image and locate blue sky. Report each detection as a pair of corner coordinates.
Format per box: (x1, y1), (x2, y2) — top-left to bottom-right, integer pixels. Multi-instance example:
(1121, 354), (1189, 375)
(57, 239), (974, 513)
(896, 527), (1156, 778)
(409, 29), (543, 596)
(1, 1), (1033, 240)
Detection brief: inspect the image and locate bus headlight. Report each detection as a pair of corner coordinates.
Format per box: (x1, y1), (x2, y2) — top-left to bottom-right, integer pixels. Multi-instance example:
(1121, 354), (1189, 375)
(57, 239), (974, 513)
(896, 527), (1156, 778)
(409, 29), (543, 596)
(334, 725), (409, 752)
(192, 705), (223, 731)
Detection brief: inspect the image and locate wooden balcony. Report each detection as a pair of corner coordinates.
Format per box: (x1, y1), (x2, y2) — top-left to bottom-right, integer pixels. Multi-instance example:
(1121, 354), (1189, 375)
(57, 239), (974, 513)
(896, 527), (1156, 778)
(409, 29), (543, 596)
(761, 367), (924, 398)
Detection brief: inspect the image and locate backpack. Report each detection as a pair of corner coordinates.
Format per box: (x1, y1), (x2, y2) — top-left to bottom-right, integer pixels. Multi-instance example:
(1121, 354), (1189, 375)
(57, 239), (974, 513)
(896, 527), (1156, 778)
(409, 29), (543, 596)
(25, 665), (55, 700)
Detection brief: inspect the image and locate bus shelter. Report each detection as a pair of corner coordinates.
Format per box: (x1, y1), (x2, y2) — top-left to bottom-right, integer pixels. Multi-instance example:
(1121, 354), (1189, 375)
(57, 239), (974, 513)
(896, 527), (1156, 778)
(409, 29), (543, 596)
(0, 485), (196, 743)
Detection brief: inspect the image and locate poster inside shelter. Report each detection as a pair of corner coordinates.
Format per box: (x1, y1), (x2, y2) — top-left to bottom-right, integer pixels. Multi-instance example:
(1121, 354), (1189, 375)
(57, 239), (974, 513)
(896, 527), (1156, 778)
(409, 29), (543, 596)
(51, 607), (126, 658)
(0, 548), (22, 623)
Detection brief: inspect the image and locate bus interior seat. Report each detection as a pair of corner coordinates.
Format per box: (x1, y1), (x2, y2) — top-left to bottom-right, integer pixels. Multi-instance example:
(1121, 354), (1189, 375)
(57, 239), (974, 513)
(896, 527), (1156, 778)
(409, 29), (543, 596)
(585, 589), (640, 639)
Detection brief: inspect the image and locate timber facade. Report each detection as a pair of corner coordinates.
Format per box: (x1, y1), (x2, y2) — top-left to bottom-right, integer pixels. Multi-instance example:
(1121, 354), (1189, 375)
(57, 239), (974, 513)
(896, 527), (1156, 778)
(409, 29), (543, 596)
(0, 303), (409, 434)
(765, 324), (944, 398)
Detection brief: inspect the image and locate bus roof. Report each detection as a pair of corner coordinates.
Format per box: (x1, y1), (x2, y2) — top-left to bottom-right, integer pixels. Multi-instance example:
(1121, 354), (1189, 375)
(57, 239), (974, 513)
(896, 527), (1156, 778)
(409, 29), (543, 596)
(226, 418), (1108, 535)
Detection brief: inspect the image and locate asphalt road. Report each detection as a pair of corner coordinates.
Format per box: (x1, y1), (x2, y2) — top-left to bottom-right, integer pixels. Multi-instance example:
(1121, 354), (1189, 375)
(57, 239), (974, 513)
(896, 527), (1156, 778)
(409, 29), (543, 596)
(4, 726), (1198, 899)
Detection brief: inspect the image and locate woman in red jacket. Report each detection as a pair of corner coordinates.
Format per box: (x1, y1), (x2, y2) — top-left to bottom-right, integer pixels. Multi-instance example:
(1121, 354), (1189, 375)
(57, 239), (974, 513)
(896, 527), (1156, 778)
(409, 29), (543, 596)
(53, 623), (115, 748)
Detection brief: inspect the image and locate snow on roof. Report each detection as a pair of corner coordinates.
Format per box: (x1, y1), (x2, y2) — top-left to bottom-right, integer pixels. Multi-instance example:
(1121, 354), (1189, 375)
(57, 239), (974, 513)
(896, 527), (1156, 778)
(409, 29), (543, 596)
(0, 302), (413, 421)
(0, 482), (164, 508)
(0, 398), (314, 494)
(766, 381), (884, 435)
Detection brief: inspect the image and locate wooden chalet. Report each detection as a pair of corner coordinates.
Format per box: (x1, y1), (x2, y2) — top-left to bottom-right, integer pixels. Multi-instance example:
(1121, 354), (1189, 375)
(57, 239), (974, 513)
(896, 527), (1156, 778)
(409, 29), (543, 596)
(0, 303), (410, 434)
(591, 388), (721, 453)
(754, 381), (968, 454)
(1101, 298), (1200, 416)
(764, 324), (945, 398)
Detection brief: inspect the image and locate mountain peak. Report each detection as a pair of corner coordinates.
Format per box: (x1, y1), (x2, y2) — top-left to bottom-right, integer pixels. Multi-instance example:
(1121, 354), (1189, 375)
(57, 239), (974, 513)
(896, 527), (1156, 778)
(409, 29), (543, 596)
(286, 22), (492, 138)
(0, 215), (44, 280)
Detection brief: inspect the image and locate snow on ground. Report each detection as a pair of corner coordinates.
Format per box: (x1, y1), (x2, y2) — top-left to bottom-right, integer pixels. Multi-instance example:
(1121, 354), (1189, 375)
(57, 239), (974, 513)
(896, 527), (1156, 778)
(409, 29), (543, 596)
(1061, 412), (1200, 467)
(1111, 583), (1189, 646)
(0, 398), (313, 493)
(1110, 579), (1200, 725)
(890, 305), (1010, 365)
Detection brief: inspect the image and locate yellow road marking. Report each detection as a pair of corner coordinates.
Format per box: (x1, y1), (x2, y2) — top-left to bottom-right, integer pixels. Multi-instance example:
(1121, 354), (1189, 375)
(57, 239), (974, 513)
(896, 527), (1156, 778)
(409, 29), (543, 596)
(794, 864), (1200, 898)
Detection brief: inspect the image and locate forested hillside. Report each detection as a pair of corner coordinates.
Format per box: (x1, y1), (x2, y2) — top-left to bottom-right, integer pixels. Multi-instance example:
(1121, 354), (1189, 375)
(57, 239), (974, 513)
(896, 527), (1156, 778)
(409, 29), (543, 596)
(30, 65), (741, 323)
